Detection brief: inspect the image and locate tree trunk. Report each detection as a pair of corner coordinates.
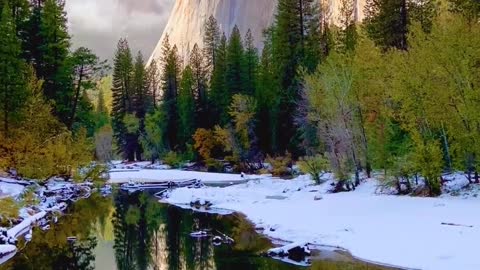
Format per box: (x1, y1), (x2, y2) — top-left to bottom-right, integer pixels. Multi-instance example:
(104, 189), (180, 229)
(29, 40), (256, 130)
(68, 66), (84, 130)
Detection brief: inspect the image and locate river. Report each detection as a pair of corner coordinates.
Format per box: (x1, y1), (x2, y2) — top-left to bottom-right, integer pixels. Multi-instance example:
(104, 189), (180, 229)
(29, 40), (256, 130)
(0, 191), (391, 270)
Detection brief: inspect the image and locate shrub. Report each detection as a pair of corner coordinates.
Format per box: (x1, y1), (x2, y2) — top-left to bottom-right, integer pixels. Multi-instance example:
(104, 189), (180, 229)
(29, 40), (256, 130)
(266, 152), (292, 177)
(298, 154), (330, 184)
(20, 187), (39, 207)
(163, 151), (183, 168)
(0, 197), (20, 226)
(413, 140), (443, 196)
(193, 128), (216, 160)
(205, 158), (224, 172)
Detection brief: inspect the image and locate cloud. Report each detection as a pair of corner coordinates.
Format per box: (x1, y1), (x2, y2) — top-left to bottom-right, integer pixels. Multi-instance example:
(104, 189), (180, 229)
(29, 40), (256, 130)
(65, 0), (174, 61)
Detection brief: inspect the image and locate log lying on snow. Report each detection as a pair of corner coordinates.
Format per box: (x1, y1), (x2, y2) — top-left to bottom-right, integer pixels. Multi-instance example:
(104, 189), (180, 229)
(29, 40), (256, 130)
(0, 244), (17, 263)
(7, 211), (46, 239)
(268, 242), (311, 259)
(0, 245), (16, 256)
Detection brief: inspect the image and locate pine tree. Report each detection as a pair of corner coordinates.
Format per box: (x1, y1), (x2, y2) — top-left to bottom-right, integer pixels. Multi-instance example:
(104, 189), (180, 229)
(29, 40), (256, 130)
(145, 59), (160, 109)
(132, 52), (150, 160)
(408, 0), (437, 33)
(38, 0), (71, 121)
(256, 29), (280, 153)
(25, 0), (45, 65)
(338, 0), (358, 52)
(242, 29), (259, 96)
(209, 33), (229, 126)
(226, 25), (244, 96)
(111, 38), (135, 161)
(271, 0), (321, 155)
(133, 52), (150, 121)
(203, 15), (220, 74)
(0, 3), (27, 135)
(177, 65), (195, 148)
(189, 44), (208, 128)
(66, 47), (107, 130)
(0, 0), (30, 50)
(160, 36), (181, 150)
(364, 0), (409, 50)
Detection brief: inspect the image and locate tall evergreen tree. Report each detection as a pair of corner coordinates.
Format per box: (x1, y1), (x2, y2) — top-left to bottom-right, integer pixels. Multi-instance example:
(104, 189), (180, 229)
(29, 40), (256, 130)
(38, 0), (71, 121)
(111, 38), (136, 161)
(0, 3), (27, 135)
(242, 29), (259, 96)
(203, 15), (220, 74)
(133, 52), (150, 120)
(338, 0), (359, 52)
(271, 0), (321, 155)
(0, 0), (30, 50)
(160, 35), (181, 150)
(364, 0), (409, 50)
(209, 33), (229, 126)
(132, 52), (151, 160)
(189, 44), (208, 128)
(177, 65), (195, 148)
(145, 59), (160, 109)
(225, 25), (244, 96)
(25, 0), (45, 65)
(66, 47), (107, 130)
(256, 29), (280, 153)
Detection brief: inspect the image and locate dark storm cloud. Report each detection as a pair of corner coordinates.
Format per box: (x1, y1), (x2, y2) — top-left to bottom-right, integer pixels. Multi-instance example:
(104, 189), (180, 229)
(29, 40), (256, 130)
(66, 0), (174, 61)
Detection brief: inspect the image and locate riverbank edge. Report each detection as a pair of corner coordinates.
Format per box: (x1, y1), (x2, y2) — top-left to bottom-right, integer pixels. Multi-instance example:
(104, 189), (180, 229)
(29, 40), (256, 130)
(162, 201), (412, 270)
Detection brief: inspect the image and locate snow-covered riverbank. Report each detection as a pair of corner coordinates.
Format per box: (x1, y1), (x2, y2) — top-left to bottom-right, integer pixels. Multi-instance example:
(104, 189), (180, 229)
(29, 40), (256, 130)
(109, 168), (261, 185)
(162, 174), (480, 270)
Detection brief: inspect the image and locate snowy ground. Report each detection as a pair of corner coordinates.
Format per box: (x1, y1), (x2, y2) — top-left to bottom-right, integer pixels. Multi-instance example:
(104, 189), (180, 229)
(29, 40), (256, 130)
(162, 174), (480, 270)
(109, 169), (263, 185)
(0, 181), (25, 198)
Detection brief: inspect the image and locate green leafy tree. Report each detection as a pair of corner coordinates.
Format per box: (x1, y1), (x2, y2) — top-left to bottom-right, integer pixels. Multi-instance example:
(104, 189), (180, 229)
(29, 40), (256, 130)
(141, 109), (167, 163)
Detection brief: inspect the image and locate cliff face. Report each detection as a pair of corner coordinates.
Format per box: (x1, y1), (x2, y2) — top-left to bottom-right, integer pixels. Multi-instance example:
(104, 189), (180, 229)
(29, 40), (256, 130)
(148, 0), (277, 64)
(149, 0), (366, 64)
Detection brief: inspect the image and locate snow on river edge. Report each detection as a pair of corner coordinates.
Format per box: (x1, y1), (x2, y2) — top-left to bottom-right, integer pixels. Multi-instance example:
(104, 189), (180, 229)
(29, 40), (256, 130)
(153, 173), (480, 270)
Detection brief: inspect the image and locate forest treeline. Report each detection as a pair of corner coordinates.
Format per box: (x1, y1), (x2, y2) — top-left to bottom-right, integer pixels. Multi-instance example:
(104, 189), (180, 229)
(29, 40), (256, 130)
(111, 0), (480, 196)
(0, 0), (478, 197)
(0, 0), (110, 180)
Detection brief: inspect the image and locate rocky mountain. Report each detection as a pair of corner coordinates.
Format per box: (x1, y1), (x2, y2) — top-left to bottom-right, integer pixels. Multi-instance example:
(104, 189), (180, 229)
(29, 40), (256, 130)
(148, 0), (366, 65)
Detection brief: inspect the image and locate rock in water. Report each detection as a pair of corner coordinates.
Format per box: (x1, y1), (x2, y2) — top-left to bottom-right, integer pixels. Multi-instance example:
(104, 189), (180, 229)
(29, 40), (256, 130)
(148, 0), (367, 65)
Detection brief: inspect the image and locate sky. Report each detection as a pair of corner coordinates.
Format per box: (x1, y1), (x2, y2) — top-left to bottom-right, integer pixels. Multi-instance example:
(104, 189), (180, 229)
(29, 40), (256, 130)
(65, 0), (175, 62)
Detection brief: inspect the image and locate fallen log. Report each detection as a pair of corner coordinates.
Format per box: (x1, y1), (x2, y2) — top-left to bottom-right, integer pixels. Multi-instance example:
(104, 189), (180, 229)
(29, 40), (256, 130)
(441, 222), (473, 228)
